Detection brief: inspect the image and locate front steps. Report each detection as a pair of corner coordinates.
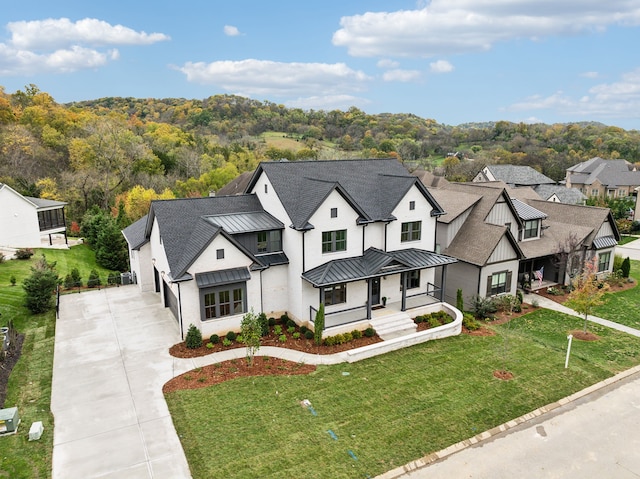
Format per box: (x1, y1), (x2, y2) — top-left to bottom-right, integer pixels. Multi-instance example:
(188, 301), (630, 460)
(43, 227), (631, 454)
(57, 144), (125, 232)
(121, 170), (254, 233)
(369, 312), (417, 340)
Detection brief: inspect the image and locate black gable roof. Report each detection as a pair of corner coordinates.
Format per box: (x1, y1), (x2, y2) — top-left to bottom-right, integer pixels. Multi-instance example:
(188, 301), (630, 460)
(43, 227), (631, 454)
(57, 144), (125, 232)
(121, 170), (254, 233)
(247, 159), (444, 229)
(148, 194), (264, 279)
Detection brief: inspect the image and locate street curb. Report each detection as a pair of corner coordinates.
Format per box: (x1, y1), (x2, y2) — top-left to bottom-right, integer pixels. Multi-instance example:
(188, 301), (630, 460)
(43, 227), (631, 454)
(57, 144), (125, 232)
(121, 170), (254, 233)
(375, 364), (640, 479)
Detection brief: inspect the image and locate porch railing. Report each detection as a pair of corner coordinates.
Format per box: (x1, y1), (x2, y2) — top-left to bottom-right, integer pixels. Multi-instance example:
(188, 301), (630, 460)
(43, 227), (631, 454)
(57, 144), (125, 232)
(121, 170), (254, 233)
(310, 304), (368, 329)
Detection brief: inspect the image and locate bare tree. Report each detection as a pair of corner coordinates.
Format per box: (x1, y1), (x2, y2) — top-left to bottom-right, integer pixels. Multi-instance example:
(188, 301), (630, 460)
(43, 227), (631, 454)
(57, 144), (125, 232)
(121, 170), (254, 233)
(553, 232), (585, 285)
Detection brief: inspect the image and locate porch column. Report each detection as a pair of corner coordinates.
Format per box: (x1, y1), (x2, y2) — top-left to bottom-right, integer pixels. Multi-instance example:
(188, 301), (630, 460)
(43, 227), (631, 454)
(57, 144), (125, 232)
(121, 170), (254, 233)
(366, 279), (372, 319)
(401, 273), (407, 311)
(440, 265), (447, 302)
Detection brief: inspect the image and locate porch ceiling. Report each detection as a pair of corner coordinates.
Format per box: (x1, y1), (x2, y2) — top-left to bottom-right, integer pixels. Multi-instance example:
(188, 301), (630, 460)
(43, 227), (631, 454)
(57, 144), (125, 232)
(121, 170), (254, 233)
(302, 247), (457, 287)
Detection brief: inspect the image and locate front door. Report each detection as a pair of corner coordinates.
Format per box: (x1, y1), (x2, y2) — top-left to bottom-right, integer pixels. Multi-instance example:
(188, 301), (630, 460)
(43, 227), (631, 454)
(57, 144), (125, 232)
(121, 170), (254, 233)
(371, 278), (381, 306)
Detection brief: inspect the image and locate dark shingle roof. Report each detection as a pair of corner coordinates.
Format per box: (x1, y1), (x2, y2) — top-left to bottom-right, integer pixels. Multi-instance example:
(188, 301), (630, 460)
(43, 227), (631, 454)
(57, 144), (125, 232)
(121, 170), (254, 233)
(25, 196), (67, 209)
(122, 214), (149, 250)
(148, 195), (266, 279)
(216, 171), (254, 196)
(248, 159), (444, 230)
(568, 157), (640, 188)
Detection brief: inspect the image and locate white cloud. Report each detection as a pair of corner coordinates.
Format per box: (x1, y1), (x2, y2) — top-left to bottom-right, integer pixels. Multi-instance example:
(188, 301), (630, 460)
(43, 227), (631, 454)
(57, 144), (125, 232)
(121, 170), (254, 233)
(430, 60), (453, 73)
(8, 18), (169, 50)
(0, 17), (169, 75)
(377, 59), (399, 69)
(286, 94), (371, 111)
(178, 59), (371, 97)
(507, 68), (640, 120)
(224, 25), (241, 36)
(382, 69), (421, 82)
(581, 71), (600, 79)
(332, 1), (640, 57)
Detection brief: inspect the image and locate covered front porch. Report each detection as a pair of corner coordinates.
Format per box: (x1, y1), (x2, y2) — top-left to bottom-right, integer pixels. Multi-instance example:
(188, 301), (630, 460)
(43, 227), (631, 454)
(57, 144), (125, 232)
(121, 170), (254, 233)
(304, 247), (457, 329)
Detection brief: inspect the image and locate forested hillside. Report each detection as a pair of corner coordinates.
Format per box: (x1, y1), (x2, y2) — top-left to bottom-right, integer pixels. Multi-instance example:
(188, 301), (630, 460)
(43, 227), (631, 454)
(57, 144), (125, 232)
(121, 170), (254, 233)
(1, 83), (639, 227)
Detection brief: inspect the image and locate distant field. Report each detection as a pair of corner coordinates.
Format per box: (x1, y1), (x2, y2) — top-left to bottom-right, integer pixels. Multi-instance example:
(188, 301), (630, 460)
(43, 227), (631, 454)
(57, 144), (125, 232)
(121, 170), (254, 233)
(260, 131), (340, 156)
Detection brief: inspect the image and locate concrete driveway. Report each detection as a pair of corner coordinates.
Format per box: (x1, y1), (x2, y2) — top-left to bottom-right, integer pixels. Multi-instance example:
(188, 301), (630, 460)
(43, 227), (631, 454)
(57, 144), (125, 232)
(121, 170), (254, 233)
(51, 286), (193, 479)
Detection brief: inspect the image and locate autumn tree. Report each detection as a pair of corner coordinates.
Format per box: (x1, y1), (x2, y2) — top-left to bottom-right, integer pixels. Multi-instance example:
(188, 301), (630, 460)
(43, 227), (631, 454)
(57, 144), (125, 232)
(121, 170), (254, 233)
(565, 257), (609, 333)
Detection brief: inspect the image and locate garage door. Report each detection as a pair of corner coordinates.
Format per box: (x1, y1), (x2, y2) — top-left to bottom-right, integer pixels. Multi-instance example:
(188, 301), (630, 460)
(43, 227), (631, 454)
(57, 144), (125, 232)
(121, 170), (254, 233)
(163, 280), (179, 322)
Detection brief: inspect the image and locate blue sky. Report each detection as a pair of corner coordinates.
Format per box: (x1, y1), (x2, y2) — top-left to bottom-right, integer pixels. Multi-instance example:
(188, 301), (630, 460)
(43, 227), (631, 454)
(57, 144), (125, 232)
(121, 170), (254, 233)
(1, 0), (640, 129)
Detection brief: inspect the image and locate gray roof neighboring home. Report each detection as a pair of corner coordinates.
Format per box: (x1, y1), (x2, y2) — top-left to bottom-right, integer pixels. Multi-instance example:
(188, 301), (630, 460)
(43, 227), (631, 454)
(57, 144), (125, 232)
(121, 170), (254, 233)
(411, 169), (450, 188)
(216, 171), (254, 196)
(25, 196), (67, 209)
(478, 165), (555, 187)
(145, 194), (272, 280)
(567, 157), (640, 188)
(247, 159), (445, 230)
(533, 184), (587, 204)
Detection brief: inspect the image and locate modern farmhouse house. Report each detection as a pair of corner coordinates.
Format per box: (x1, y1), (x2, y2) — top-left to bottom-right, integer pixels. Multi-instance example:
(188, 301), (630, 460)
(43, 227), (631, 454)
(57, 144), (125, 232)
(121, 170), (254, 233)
(123, 159), (459, 338)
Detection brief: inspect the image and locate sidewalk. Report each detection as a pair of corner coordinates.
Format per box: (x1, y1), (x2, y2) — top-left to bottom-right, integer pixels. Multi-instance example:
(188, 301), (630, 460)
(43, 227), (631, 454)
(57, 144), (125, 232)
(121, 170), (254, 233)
(523, 292), (640, 337)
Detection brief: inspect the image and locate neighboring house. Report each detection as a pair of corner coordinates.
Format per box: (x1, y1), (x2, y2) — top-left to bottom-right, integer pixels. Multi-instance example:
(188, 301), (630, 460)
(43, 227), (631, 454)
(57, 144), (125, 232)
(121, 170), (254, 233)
(429, 181), (618, 308)
(473, 164), (586, 204)
(215, 171), (254, 196)
(565, 157), (640, 198)
(0, 183), (68, 248)
(473, 165), (555, 188)
(123, 159), (459, 338)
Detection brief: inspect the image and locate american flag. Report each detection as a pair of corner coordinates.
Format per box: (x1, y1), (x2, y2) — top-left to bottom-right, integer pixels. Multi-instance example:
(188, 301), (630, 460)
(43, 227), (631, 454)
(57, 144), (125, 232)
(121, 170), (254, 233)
(534, 266), (544, 287)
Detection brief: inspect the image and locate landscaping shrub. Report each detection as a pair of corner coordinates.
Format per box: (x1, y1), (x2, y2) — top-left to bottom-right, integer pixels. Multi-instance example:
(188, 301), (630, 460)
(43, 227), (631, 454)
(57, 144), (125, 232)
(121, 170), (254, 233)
(287, 326), (295, 334)
(471, 295), (497, 320)
(351, 329), (362, 339)
(206, 342), (214, 349)
(87, 269), (101, 288)
(613, 254), (624, 272)
(64, 267), (83, 289)
(414, 315), (424, 324)
(456, 288), (464, 311)
(236, 335), (244, 343)
(278, 334), (287, 343)
(428, 316), (441, 328)
(364, 327), (376, 337)
(222, 338), (232, 347)
(15, 248), (34, 260)
(462, 312), (481, 331)
(280, 314), (290, 324)
(622, 257), (631, 278)
(268, 317), (276, 327)
(516, 289), (523, 305)
(292, 332), (301, 339)
(342, 332), (353, 343)
(304, 330), (314, 340)
(258, 313), (269, 336)
(324, 336), (337, 346)
(23, 255), (59, 314)
(274, 325), (282, 335)
(185, 324), (203, 349)
(9, 275), (16, 286)
(226, 331), (237, 341)
(286, 319), (296, 329)
(209, 334), (220, 344)
(314, 303), (325, 346)
(300, 325), (309, 334)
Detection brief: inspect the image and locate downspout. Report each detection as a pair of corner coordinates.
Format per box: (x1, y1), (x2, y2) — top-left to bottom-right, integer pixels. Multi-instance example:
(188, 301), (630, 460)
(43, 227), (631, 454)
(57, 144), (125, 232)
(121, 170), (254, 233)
(362, 223), (367, 254)
(177, 282), (184, 340)
(260, 269), (264, 313)
(302, 230), (306, 272)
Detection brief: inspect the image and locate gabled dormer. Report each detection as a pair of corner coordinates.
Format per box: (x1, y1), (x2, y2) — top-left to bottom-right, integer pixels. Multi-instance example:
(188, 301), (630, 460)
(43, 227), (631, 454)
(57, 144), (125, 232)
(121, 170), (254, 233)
(511, 199), (547, 241)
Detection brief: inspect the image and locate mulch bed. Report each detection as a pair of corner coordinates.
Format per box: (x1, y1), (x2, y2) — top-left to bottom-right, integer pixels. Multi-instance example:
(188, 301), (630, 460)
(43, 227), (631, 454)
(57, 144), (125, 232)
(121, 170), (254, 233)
(0, 334), (25, 408)
(534, 278), (636, 304)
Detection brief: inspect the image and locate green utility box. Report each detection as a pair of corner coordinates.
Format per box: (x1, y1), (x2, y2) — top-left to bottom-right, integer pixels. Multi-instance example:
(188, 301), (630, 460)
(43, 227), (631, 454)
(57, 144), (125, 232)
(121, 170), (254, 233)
(0, 407), (20, 435)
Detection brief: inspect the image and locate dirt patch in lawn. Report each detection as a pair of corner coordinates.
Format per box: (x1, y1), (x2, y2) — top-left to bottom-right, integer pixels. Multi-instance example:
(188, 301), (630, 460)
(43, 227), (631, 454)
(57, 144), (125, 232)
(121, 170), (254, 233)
(0, 333), (25, 408)
(570, 329), (600, 341)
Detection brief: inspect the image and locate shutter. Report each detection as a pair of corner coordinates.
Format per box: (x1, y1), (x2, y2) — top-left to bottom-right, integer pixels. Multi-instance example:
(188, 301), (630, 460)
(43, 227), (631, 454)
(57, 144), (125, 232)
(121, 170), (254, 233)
(486, 275), (492, 296)
(506, 271), (512, 293)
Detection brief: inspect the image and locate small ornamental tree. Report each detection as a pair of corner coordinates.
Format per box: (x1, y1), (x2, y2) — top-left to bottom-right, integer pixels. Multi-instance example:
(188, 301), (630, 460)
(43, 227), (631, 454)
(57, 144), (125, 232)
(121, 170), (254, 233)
(621, 257), (631, 278)
(87, 269), (101, 288)
(314, 303), (325, 346)
(23, 254), (59, 314)
(241, 309), (262, 366)
(185, 324), (203, 349)
(456, 288), (464, 311)
(566, 257), (609, 333)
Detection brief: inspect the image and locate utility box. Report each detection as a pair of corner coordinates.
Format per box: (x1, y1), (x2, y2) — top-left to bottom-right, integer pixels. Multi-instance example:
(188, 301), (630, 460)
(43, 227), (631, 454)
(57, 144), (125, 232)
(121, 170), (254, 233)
(0, 407), (20, 435)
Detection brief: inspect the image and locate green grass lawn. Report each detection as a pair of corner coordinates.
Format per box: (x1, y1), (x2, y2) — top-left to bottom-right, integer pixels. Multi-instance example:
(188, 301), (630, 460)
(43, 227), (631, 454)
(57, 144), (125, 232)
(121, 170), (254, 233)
(166, 309), (640, 479)
(618, 235), (639, 246)
(0, 245), (113, 479)
(592, 259), (640, 329)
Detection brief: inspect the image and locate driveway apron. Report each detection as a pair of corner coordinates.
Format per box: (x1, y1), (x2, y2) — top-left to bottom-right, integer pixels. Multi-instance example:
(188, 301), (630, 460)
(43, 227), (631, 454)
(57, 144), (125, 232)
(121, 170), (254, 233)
(51, 286), (193, 479)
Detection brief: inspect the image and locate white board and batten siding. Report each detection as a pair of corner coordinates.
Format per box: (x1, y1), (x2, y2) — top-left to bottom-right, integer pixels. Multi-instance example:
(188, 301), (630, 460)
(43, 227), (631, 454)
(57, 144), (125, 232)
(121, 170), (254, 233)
(486, 200), (518, 230)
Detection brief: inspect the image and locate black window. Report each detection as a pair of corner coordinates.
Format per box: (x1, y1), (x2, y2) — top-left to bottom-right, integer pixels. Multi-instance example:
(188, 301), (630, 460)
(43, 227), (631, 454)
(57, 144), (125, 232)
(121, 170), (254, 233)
(598, 251), (611, 272)
(322, 230), (347, 253)
(409, 201), (415, 211)
(401, 221), (421, 242)
(257, 232), (268, 253)
(486, 271), (512, 296)
(406, 270), (420, 289)
(216, 249), (225, 259)
(203, 284), (246, 320)
(323, 283), (346, 305)
(255, 230), (282, 254)
(331, 207), (338, 218)
(523, 220), (539, 239)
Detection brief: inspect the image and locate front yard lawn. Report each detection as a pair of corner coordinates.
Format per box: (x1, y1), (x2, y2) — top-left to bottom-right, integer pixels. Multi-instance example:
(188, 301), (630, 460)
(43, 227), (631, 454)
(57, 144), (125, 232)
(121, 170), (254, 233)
(591, 259), (640, 330)
(166, 309), (640, 479)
